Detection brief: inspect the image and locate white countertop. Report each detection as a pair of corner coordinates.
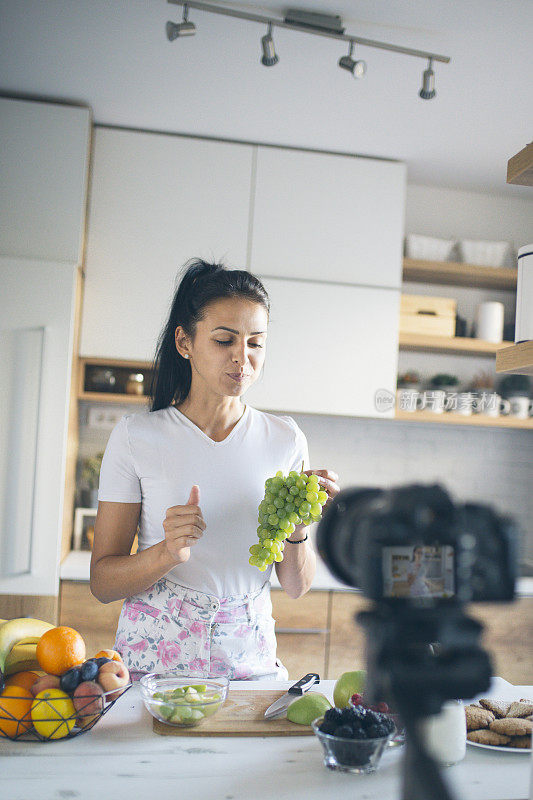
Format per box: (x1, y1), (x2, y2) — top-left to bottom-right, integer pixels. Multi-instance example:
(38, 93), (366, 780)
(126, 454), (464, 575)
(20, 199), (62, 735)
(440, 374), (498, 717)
(1, 677), (531, 800)
(60, 550), (533, 596)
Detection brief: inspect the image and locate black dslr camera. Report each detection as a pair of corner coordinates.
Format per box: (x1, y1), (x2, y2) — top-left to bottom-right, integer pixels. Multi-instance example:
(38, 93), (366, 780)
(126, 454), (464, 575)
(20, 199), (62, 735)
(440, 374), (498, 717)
(316, 482), (519, 800)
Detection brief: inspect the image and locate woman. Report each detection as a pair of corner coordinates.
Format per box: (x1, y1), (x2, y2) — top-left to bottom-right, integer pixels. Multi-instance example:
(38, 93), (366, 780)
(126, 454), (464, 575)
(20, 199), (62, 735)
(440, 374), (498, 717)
(406, 546), (436, 598)
(90, 259), (340, 680)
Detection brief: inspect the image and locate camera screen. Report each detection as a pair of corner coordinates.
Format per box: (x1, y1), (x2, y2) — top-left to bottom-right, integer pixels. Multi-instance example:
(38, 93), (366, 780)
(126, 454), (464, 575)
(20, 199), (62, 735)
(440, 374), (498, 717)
(382, 545), (455, 599)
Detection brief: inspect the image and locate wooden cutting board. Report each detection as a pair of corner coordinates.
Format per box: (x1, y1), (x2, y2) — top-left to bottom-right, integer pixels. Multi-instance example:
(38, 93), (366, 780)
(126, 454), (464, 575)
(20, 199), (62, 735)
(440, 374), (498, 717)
(152, 689), (315, 736)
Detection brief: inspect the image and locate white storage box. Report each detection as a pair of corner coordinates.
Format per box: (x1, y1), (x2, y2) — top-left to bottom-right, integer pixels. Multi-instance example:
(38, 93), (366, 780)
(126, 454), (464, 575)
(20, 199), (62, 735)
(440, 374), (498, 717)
(458, 239), (510, 267)
(405, 234), (456, 262)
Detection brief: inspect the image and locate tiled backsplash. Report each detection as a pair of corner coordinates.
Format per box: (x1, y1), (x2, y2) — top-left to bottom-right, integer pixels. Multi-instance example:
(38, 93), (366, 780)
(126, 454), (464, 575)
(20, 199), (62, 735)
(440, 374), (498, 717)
(78, 402), (533, 575)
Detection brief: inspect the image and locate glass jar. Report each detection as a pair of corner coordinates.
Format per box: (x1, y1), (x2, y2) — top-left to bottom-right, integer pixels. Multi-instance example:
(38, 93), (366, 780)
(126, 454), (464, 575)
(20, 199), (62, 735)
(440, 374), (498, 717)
(417, 700), (466, 766)
(88, 368), (116, 393)
(126, 373), (145, 396)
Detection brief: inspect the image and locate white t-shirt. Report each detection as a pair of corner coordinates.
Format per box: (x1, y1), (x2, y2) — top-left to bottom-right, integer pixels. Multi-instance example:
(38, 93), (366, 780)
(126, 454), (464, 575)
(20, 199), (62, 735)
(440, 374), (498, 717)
(97, 404), (310, 598)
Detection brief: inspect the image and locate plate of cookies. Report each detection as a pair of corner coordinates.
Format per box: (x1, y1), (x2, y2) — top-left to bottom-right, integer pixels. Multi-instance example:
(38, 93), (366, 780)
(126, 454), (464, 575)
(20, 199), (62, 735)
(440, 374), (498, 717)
(465, 698), (532, 752)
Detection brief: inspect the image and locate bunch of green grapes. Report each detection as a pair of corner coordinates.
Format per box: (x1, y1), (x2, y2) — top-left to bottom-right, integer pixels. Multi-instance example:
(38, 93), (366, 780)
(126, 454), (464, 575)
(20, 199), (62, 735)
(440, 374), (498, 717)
(249, 469), (328, 571)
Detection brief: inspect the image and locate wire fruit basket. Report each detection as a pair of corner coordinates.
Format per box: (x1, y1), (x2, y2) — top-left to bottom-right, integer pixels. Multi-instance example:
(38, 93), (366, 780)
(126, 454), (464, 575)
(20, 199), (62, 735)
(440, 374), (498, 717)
(0, 684), (132, 742)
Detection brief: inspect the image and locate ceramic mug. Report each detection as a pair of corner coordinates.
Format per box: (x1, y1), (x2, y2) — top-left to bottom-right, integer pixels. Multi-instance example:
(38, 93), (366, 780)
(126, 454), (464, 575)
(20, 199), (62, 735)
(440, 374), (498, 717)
(423, 389), (446, 413)
(483, 393), (511, 417)
(508, 395), (533, 419)
(456, 392), (475, 416)
(397, 388), (425, 412)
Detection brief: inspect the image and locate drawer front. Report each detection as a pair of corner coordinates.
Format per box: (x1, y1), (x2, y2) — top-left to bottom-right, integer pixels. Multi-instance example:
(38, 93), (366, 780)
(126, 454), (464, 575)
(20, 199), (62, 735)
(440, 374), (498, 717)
(60, 580), (123, 656)
(275, 633), (327, 681)
(271, 590), (329, 632)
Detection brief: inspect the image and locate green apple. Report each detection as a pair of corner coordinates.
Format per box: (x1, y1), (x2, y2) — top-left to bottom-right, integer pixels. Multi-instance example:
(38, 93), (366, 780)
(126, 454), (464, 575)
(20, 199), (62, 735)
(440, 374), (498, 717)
(333, 670), (366, 708)
(286, 692), (332, 725)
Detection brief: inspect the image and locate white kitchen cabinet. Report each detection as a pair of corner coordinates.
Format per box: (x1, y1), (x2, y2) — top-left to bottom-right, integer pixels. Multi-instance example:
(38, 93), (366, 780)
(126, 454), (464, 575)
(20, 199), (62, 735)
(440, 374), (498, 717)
(80, 128), (254, 361)
(243, 277), (400, 417)
(250, 146), (406, 289)
(0, 98), (91, 264)
(0, 258), (80, 597)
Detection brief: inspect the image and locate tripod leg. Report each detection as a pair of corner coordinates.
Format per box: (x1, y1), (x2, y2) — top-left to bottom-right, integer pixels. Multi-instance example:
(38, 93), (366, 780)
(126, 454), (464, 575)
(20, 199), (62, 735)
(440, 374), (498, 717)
(402, 723), (458, 800)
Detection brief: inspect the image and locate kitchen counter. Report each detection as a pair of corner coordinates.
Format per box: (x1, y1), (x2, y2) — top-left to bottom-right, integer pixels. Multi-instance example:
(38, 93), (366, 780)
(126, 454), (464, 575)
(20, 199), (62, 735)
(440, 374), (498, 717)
(60, 550), (533, 596)
(1, 677), (531, 800)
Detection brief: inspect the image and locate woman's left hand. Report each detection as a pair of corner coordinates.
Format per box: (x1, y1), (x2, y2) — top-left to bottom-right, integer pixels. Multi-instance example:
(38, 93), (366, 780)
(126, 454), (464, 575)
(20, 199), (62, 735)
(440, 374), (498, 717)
(302, 469), (340, 510)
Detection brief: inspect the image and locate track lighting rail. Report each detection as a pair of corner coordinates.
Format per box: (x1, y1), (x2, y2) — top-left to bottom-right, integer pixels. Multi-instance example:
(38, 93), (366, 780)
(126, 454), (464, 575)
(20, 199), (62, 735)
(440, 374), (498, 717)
(167, 0), (451, 63)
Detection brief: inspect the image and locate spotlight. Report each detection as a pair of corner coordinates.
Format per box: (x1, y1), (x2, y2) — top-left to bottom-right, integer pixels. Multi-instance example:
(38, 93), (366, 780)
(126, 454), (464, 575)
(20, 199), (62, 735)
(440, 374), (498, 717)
(419, 58), (436, 99)
(166, 3), (196, 40)
(338, 41), (366, 78)
(261, 22), (279, 66)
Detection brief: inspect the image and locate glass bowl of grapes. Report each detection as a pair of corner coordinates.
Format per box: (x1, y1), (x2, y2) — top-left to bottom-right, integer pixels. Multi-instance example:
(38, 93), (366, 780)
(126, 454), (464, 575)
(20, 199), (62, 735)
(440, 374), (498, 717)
(312, 706), (396, 773)
(139, 674), (228, 727)
(349, 693), (405, 747)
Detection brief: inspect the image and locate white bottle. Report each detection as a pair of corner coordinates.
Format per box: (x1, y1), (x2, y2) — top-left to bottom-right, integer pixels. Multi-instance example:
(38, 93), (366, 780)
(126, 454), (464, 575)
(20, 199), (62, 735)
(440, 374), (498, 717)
(418, 700), (467, 767)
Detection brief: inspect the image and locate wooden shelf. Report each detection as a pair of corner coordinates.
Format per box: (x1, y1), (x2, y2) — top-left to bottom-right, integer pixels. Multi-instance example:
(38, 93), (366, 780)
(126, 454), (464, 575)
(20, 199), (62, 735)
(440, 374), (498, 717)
(399, 332), (514, 355)
(495, 341), (533, 376)
(78, 391), (150, 404)
(402, 257), (517, 289)
(395, 408), (533, 430)
(507, 142), (533, 186)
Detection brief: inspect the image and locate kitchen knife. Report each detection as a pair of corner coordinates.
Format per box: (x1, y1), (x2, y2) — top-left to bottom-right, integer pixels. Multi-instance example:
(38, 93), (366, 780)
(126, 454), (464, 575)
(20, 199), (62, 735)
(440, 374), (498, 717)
(264, 673), (320, 719)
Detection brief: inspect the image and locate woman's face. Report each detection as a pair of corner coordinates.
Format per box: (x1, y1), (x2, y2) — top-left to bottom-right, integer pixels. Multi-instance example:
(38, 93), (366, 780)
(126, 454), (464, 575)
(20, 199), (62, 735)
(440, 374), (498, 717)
(175, 297), (268, 397)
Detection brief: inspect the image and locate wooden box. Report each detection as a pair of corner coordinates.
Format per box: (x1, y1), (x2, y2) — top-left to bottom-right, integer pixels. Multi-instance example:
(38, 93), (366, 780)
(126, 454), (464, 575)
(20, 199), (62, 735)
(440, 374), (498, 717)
(400, 294), (456, 337)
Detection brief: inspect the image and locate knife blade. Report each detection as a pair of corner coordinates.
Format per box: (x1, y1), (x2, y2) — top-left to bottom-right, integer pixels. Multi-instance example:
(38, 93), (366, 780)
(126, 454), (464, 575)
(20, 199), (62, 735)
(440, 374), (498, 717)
(264, 673), (320, 719)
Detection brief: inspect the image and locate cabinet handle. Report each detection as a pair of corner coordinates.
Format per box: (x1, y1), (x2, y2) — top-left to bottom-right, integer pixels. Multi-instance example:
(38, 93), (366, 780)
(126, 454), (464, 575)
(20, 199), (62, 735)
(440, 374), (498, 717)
(275, 627), (328, 634)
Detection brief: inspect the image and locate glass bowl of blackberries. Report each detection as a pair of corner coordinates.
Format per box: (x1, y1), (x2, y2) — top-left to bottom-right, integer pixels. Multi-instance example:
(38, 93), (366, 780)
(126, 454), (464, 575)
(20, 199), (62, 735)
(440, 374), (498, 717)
(349, 693), (405, 747)
(312, 705), (396, 773)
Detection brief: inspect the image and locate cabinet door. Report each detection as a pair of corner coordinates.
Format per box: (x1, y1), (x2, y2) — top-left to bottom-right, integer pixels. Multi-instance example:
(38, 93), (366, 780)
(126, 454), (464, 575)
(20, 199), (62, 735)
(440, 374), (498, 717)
(243, 277), (400, 417)
(468, 599), (533, 685)
(271, 590), (329, 679)
(0, 259), (79, 597)
(0, 98), (91, 264)
(250, 147), (406, 289)
(80, 129), (254, 361)
(328, 593), (533, 684)
(328, 592), (372, 679)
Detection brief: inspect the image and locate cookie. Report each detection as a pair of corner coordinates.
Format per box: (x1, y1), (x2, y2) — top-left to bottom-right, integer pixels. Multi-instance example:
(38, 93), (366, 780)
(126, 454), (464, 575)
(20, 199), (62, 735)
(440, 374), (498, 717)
(507, 701), (533, 718)
(490, 717), (533, 736)
(465, 705), (495, 731)
(467, 729), (511, 745)
(479, 698), (510, 718)
(507, 735), (531, 749)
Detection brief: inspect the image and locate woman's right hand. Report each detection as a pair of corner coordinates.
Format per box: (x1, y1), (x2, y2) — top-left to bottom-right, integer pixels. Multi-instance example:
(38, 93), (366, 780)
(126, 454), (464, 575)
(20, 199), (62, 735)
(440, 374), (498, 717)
(162, 485), (206, 564)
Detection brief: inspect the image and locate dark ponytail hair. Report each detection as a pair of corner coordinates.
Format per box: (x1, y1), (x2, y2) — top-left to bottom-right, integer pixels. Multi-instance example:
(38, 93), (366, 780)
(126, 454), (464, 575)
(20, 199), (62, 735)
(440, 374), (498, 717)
(149, 258), (270, 412)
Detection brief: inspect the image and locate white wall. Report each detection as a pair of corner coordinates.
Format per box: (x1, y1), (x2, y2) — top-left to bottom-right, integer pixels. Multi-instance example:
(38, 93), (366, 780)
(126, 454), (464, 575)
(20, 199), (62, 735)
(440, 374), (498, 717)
(405, 184), (533, 265)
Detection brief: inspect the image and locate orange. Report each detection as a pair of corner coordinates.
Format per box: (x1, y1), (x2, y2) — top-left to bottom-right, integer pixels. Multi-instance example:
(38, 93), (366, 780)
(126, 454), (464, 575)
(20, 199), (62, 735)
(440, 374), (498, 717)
(5, 671), (40, 692)
(0, 686), (33, 738)
(36, 626), (86, 676)
(94, 649), (123, 663)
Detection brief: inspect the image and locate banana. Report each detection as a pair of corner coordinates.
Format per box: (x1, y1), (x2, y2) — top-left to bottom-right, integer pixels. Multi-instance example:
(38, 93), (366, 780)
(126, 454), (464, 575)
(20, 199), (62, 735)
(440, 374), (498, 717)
(16, 636), (41, 646)
(0, 617), (54, 676)
(4, 642), (40, 676)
